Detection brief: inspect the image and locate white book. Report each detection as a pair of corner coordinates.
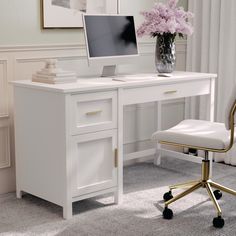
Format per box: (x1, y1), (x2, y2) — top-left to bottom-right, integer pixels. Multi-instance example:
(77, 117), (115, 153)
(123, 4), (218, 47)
(34, 73), (76, 80)
(32, 75), (77, 84)
(37, 70), (76, 77)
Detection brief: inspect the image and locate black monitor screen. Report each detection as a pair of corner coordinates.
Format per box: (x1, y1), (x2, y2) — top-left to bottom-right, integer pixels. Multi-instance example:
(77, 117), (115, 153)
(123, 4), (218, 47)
(84, 15), (138, 58)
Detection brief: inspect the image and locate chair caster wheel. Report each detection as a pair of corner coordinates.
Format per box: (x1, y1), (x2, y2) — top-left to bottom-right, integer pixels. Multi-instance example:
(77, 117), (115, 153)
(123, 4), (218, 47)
(213, 190), (222, 200)
(163, 207), (173, 219)
(163, 191), (173, 201)
(213, 216), (225, 228)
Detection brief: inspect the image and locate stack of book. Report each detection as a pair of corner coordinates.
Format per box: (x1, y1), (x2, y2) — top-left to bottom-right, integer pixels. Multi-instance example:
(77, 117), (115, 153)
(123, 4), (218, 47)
(32, 59), (77, 84)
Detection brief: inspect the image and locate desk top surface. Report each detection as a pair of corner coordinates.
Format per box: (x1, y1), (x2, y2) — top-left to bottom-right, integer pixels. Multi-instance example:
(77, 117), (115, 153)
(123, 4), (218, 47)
(12, 71), (217, 94)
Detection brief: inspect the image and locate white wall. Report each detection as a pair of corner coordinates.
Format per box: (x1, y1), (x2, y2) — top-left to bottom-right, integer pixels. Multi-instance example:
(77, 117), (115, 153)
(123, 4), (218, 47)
(0, 0), (187, 194)
(0, 0), (188, 45)
(0, 0), (164, 45)
(0, 0), (81, 45)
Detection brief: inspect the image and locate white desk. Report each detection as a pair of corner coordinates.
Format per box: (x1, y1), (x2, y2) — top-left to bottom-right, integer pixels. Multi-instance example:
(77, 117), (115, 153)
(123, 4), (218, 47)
(12, 71), (216, 219)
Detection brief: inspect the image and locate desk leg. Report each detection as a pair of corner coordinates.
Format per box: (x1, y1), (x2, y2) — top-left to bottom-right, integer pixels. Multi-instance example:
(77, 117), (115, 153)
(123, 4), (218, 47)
(154, 102), (162, 166)
(208, 78), (215, 177)
(184, 97), (197, 154)
(115, 88), (123, 204)
(63, 202), (72, 219)
(16, 188), (23, 198)
(207, 78), (215, 123)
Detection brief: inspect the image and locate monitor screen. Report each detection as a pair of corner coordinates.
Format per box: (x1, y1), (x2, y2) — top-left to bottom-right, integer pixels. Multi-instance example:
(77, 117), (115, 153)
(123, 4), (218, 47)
(83, 15), (138, 58)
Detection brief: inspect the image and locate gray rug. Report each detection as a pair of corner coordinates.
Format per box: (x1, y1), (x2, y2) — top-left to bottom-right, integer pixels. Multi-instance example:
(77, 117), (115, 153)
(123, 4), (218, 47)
(1, 157), (236, 236)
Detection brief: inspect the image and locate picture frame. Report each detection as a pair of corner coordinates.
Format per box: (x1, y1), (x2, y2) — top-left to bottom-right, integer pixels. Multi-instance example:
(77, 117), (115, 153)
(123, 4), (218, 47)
(42, 0), (119, 29)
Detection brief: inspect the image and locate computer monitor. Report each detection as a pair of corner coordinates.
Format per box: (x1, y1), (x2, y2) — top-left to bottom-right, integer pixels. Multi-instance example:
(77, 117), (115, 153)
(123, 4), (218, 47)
(83, 14), (139, 77)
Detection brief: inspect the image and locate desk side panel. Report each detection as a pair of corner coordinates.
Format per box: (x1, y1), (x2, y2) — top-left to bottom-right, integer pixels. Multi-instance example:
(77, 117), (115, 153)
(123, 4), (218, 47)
(14, 87), (67, 206)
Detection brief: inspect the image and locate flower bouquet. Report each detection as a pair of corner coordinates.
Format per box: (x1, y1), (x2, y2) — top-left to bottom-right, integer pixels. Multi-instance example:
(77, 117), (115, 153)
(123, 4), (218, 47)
(137, 0), (194, 73)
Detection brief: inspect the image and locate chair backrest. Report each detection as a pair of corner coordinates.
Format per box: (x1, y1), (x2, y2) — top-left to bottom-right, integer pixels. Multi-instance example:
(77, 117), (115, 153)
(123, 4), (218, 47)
(223, 85), (236, 152)
(224, 85), (236, 130)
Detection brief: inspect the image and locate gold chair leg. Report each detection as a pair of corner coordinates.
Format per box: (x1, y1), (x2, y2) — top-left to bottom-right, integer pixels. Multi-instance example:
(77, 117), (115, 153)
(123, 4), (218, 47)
(169, 180), (200, 190)
(209, 181), (236, 196)
(205, 182), (222, 216)
(165, 182), (202, 206)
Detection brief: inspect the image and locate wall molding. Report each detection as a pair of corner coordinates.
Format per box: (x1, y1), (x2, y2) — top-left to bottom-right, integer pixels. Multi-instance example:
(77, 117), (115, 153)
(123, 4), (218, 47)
(9, 41), (187, 66)
(0, 40), (187, 54)
(0, 44), (84, 53)
(15, 55), (82, 63)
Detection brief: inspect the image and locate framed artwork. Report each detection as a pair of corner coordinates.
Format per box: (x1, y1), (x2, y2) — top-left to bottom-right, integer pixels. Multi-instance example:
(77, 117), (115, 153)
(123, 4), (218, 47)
(42, 0), (119, 29)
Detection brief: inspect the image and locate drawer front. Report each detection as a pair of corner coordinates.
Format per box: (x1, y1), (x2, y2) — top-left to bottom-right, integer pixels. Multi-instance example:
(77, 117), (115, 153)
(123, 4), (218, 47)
(70, 130), (118, 197)
(123, 79), (211, 105)
(70, 91), (117, 135)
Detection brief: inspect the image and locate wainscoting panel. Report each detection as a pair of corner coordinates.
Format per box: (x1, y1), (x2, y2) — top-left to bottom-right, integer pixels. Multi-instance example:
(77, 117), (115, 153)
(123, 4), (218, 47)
(0, 59), (9, 115)
(0, 117), (10, 168)
(0, 59), (10, 169)
(0, 40), (186, 193)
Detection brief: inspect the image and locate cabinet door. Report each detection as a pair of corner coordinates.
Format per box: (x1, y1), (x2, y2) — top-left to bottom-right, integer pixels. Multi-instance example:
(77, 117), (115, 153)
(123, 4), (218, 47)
(70, 130), (117, 197)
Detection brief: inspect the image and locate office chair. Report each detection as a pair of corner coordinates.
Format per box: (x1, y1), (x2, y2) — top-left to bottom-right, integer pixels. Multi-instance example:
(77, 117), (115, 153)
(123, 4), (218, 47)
(152, 89), (236, 228)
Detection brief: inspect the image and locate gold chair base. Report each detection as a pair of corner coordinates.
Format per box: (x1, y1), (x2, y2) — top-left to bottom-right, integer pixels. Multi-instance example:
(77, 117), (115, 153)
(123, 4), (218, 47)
(165, 160), (236, 217)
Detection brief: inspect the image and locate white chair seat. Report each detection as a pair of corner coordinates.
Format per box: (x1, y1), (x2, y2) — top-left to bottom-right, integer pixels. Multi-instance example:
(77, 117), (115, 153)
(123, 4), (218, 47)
(152, 119), (235, 150)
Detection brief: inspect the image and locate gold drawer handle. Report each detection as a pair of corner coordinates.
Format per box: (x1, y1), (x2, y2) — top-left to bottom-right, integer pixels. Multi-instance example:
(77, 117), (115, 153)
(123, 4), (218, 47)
(86, 110), (102, 116)
(164, 90), (177, 94)
(114, 148), (118, 168)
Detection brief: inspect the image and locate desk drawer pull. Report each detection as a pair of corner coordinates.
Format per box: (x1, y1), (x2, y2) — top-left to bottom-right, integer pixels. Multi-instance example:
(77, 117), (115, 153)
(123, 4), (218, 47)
(86, 110), (102, 116)
(164, 90), (177, 94)
(114, 148), (118, 168)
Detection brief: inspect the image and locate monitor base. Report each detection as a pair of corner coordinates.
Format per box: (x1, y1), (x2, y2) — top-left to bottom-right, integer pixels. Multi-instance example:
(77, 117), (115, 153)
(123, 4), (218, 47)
(101, 65), (116, 77)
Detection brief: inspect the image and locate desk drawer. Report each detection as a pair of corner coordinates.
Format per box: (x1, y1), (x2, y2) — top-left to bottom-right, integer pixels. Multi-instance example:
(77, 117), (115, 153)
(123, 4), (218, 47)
(70, 91), (117, 135)
(123, 79), (211, 105)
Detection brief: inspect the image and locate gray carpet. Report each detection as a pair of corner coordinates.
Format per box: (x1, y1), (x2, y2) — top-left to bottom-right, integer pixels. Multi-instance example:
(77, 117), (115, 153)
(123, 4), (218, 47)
(1, 157), (236, 236)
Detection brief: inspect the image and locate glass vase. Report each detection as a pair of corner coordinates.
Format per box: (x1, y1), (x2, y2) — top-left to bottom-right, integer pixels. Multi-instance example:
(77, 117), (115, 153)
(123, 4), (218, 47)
(155, 33), (176, 73)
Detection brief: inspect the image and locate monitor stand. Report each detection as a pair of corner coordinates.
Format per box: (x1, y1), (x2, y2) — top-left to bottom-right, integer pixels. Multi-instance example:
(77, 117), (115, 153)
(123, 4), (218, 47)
(101, 65), (116, 77)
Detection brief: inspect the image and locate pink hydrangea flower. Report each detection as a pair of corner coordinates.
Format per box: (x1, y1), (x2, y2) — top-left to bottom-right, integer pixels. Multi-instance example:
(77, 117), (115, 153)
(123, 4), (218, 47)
(137, 0), (194, 38)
